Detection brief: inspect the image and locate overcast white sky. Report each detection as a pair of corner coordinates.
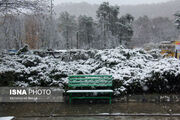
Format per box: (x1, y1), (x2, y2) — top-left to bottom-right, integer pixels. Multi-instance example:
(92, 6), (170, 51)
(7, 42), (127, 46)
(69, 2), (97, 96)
(54, 0), (173, 5)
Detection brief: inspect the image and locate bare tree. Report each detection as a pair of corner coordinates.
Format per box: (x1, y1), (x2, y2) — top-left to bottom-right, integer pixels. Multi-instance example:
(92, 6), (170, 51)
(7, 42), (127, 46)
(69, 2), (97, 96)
(0, 0), (48, 15)
(0, 0), (49, 50)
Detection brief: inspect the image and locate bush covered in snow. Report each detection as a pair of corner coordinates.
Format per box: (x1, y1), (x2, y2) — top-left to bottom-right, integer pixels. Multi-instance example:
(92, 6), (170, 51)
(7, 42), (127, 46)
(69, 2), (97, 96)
(0, 46), (180, 95)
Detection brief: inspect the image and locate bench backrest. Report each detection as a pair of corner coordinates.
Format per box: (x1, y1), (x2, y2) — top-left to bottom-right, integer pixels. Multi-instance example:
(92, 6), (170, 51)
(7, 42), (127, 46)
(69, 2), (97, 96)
(68, 75), (113, 88)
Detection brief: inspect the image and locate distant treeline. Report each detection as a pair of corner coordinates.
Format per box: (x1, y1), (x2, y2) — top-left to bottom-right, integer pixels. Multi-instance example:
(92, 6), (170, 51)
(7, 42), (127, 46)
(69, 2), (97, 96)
(0, 2), (179, 50)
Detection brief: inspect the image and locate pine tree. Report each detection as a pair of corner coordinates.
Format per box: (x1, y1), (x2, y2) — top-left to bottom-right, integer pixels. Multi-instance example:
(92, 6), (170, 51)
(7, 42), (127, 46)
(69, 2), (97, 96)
(175, 12), (180, 29)
(117, 14), (134, 45)
(78, 15), (94, 49)
(96, 2), (134, 48)
(96, 2), (120, 48)
(58, 12), (77, 49)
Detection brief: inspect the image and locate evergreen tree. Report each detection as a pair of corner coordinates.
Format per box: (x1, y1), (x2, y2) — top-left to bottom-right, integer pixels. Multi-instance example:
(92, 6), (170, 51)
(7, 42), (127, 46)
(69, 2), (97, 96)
(96, 2), (119, 48)
(58, 12), (77, 49)
(175, 12), (180, 29)
(117, 14), (134, 45)
(96, 2), (134, 48)
(77, 15), (94, 49)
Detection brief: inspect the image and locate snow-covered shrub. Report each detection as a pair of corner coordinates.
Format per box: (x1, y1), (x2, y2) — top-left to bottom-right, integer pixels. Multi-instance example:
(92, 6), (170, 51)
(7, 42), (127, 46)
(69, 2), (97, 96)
(21, 55), (41, 67)
(148, 49), (162, 59)
(0, 71), (16, 86)
(145, 58), (180, 94)
(0, 46), (180, 95)
(17, 44), (29, 55)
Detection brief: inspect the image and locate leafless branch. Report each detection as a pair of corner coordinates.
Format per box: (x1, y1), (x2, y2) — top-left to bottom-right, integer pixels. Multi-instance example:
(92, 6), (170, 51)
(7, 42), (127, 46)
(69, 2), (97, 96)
(0, 0), (48, 15)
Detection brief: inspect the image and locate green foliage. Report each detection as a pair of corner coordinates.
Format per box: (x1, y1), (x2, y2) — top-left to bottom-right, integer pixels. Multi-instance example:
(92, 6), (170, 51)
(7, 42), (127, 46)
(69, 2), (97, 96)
(145, 71), (180, 94)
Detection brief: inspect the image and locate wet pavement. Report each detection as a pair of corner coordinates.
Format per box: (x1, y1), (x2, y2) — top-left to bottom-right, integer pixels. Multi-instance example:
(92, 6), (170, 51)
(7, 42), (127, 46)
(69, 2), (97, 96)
(15, 116), (180, 120)
(1, 102), (180, 120)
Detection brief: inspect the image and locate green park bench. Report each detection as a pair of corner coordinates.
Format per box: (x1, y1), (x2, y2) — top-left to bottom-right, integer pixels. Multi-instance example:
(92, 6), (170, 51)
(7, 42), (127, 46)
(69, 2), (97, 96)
(66, 75), (113, 104)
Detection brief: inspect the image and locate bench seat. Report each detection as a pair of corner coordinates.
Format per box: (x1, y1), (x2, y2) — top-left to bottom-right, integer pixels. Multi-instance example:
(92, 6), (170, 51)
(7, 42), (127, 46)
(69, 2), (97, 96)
(67, 90), (113, 93)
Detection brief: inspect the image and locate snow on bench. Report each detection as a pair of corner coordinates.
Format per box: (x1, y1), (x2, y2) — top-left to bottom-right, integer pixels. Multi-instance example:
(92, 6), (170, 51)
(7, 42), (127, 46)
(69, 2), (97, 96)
(67, 90), (113, 93)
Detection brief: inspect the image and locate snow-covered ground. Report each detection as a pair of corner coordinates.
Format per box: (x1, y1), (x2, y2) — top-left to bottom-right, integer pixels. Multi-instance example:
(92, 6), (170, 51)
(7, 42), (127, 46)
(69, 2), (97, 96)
(0, 46), (180, 95)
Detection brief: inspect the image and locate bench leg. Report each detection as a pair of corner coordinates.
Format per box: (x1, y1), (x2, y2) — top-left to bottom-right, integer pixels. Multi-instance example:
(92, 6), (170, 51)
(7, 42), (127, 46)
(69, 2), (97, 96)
(69, 93), (72, 104)
(109, 93), (112, 104)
